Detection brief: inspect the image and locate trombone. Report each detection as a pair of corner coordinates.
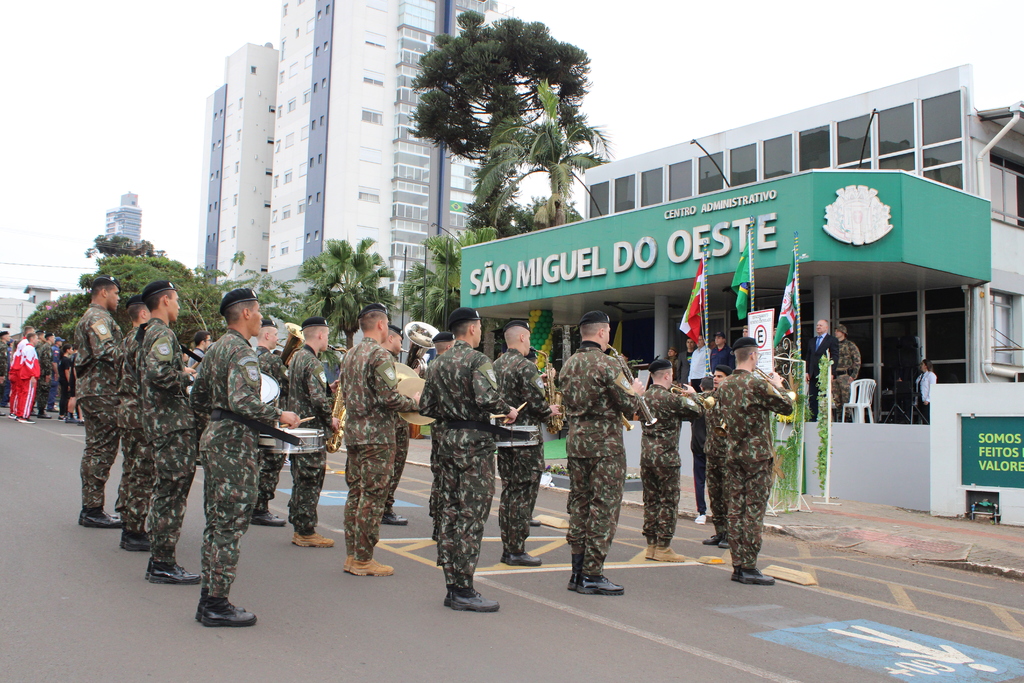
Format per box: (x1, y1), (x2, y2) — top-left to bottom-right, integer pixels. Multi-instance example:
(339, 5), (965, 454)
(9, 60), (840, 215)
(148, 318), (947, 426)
(753, 367), (798, 401)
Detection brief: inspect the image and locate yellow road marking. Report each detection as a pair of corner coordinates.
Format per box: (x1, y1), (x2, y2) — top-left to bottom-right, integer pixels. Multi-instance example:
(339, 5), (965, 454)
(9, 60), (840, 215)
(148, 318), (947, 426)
(888, 584), (915, 609)
(840, 556), (994, 590)
(989, 606), (1024, 636)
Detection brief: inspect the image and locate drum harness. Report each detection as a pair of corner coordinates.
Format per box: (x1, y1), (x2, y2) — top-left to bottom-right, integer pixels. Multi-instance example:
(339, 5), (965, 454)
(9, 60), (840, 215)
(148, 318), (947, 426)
(210, 408), (301, 446)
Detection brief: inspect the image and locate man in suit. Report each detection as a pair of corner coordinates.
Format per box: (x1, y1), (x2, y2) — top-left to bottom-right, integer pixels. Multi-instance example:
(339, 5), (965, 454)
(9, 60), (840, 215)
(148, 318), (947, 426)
(804, 319), (839, 422)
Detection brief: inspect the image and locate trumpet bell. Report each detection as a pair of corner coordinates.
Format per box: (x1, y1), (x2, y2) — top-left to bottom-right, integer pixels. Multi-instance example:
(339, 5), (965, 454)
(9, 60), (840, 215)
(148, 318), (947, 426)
(404, 321), (439, 349)
(280, 322), (305, 367)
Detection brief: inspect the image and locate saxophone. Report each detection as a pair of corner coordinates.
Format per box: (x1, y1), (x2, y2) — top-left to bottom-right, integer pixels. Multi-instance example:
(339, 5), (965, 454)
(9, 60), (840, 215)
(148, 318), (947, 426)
(535, 350), (564, 433)
(325, 346), (347, 453)
(606, 347), (657, 426)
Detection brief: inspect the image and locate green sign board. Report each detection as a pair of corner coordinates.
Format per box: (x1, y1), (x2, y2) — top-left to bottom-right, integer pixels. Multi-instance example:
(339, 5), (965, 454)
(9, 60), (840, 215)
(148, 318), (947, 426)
(960, 416), (1024, 489)
(461, 170), (991, 310)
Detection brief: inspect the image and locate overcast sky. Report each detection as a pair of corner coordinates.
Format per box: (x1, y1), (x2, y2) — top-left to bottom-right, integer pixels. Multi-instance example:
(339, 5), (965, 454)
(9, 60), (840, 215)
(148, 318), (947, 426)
(3, 0), (1021, 299)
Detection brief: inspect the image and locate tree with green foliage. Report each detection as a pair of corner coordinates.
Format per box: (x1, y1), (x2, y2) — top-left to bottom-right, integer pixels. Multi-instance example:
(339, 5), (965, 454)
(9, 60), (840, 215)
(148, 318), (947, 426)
(299, 238), (395, 349)
(400, 228), (497, 329)
(412, 12), (591, 162)
(228, 269), (301, 323)
(85, 234), (165, 258)
(476, 81), (608, 228)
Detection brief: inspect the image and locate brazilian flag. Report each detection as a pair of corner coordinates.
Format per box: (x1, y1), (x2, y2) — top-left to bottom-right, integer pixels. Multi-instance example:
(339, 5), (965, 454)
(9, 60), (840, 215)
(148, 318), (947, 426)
(731, 238), (751, 320)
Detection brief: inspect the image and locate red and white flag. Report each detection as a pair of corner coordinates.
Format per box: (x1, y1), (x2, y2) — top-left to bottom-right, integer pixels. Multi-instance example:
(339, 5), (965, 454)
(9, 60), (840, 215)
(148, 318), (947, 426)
(679, 259), (705, 343)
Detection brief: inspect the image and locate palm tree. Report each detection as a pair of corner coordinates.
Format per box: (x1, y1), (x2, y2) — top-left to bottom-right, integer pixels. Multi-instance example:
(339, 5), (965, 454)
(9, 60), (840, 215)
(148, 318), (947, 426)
(476, 80), (609, 229)
(299, 238), (395, 349)
(401, 228), (497, 329)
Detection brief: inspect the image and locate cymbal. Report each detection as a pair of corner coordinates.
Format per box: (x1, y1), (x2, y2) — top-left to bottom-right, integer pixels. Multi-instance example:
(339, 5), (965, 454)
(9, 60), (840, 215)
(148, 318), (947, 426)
(397, 376), (434, 426)
(393, 362), (418, 382)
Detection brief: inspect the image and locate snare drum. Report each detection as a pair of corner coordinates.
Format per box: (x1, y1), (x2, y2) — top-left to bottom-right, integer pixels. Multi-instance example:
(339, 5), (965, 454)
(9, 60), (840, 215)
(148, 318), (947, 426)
(263, 428), (325, 455)
(493, 421), (541, 448)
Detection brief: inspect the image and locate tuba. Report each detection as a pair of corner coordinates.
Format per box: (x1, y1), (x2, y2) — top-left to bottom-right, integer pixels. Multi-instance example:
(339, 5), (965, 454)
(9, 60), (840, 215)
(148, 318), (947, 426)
(324, 346), (348, 453)
(535, 350), (565, 433)
(280, 323), (305, 367)
(404, 321), (438, 371)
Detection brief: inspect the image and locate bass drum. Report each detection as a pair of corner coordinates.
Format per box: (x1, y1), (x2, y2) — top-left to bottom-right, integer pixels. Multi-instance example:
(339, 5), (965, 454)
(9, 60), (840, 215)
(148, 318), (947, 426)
(260, 373), (280, 404)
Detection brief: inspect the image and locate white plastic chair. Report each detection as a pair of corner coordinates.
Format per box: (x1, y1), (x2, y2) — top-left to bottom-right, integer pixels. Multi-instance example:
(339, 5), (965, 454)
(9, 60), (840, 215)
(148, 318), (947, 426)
(842, 379), (876, 423)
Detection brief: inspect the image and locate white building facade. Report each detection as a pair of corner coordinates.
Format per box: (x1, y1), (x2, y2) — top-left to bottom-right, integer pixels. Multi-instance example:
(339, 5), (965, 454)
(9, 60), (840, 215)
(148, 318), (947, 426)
(105, 192), (142, 243)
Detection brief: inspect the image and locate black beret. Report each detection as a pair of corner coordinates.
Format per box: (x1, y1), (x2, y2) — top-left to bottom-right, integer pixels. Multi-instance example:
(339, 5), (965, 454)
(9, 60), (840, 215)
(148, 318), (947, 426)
(649, 359), (672, 374)
(141, 280), (176, 301)
(447, 307), (480, 330)
(388, 324), (403, 337)
(261, 318), (276, 328)
(732, 336), (758, 351)
(91, 275), (121, 292)
(219, 288), (259, 316)
(503, 320), (530, 334)
(432, 331), (454, 343)
(126, 294), (145, 307)
(578, 310), (610, 326)
(714, 331), (726, 338)
(714, 364), (734, 376)
(301, 316), (328, 330)
(358, 303), (388, 319)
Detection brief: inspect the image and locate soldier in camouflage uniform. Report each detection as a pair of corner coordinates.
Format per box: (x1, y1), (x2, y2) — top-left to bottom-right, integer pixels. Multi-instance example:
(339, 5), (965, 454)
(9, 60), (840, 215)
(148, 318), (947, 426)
(714, 337), (794, 585)
(493, 320), (558, 567)
(251, 319), (289, 527)
(115, 295), (154, 552)
(34, 332), (53, 419)
(701, 366), (732, 549)
(427, 331), (455, 542)
(419, 308), (517, 612)
(74, 275), (124, 529)
(560, 310), (643, 596)
(190, 289), (300, 627)
(640, 359), (702, 562)
(340, 306), (419, 576)
(833, 324), (861, 419)
(286, 317), (340, 548)
(381, 323), (412, 526)
(137, 281), (201, 585)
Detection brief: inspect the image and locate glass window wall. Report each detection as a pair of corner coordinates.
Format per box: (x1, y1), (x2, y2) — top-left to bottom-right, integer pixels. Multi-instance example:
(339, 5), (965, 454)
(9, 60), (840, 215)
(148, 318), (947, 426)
(878, 104), (914, 155)
(614, 175), (636, 213)
(640, 168), (663, 207)
(763, 135), (792, 179)
(730, 144), (757, 186)
(589, 182), (609, 217)
(837, 115), (872, 166)
(922, 92), (962, 146)
(668, 160), (692, 200)
(698, 153), (724, 194)
(799, 126), (830, 170)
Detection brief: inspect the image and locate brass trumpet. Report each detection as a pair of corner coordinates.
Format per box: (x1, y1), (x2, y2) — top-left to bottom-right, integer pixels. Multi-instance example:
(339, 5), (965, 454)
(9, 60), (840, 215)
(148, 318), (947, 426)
(606, 347), (657, 427)
(325, 347), (348, 454)
(672, 384), (715, 409)
(535, 350), (565, 433)
(753, 367), (798, 402)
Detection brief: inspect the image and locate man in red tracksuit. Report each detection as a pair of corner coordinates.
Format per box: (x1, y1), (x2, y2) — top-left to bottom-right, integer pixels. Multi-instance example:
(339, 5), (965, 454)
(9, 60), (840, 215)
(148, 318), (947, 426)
(9, 331), (40, 423)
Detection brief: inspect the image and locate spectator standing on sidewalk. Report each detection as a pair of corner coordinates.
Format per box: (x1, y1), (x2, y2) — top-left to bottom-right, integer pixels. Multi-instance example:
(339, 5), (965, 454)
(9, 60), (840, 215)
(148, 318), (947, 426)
(687, 336), (709, 393)
(0, 331), (8, 415)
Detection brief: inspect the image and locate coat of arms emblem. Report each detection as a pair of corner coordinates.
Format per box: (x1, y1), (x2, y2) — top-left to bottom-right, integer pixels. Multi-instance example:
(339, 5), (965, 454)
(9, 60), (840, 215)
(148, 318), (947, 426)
(823, 185), (893, 246)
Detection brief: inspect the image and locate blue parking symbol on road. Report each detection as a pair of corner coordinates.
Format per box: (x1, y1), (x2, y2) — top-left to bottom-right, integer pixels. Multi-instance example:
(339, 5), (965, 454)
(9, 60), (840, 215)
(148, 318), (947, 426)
(754, 619), (1024, 681)
(276, 490), (420, 507)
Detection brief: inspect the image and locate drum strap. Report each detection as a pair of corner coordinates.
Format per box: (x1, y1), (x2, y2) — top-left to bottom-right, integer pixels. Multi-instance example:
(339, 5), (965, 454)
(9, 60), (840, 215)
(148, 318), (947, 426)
(211, 408), (300, 445)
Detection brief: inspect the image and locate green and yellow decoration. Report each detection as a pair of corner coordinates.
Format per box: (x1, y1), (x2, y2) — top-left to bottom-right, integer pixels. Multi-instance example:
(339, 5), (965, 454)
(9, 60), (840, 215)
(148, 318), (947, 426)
(529, 309), (554, 369)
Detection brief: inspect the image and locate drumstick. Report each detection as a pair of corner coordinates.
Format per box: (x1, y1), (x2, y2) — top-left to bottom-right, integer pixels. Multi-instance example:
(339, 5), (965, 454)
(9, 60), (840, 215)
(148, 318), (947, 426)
(298, 416), (317, 424)
(489, 402), (528, 420)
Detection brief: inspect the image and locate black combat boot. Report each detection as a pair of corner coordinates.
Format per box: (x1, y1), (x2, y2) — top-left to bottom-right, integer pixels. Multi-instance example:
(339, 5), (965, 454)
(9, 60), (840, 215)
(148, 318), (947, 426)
(577, 574), (624, 596)
(195, 588), (209, 621)
(200, 596), (257, 627)
(735, 567), (775, 586)
(443, 583), (456, 608)
(500, 551), (542, 567)
(79, 507), (122, 529)
(449, 587), (500, 613)
(250, 510), (286, 527)
(36, 410), (52, 419)
(702, 531), (726, 546)
(718, 536), (730, 549)
(731, 565), (743, 582)
(146, 558), (201, 585)
(381, 511), (408, 526)
(120, 530), (150, 552)
(567, 553), (584, 591)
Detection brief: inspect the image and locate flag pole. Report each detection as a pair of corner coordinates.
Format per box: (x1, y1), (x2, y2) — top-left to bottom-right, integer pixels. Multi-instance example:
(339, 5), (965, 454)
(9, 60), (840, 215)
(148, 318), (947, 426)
(793, 232), (801, 353)
(747, 217), (755, 317)
(702, 250), (711, 376)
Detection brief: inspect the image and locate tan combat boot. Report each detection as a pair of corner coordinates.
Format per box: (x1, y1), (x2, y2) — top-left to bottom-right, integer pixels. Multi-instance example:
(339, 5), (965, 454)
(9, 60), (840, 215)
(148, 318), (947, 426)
(292, 532), (335, 548)
(652, 544), (688, 562)
(346, 558), (394, 576)
(343, 555), (354, 572)
(645, 544), (656, 560)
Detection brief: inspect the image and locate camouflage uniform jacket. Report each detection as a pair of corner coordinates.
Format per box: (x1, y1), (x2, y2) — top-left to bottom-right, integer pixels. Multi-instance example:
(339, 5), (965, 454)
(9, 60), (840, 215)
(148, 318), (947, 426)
(0, 340), (8, 376)
(560, 342), (640, 458)
(492, 348), (551, 429)
(714, 369), (794, 463)
(75, 303), (123, 399)
(191, 328), (281, 429)
(286, 345), (333, 433)
(419, 340), (509, 424)
(339, 337), (417, 446)
(257, 346), (288, 407)
(702, 392), (723, 459)
(138, 317), (196, 443)
(117, 327), (145, 431)
(640, 384), (703, 467)
(36, 341), (53, 378)
(837, 339), (861, 378)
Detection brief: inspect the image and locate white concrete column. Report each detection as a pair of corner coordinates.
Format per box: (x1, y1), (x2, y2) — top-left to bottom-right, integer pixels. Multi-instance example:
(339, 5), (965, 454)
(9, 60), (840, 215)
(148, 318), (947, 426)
(654, 295), (669, 360)
(813, 275), (831, 327)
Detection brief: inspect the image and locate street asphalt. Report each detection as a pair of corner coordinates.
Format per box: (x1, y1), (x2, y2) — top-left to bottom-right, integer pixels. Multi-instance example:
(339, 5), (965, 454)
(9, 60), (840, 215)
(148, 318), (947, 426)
(3, 416), (1024, 682)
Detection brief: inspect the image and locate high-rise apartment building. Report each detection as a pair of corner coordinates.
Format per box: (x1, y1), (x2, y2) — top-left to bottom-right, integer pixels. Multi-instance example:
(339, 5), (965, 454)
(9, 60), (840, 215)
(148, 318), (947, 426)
(106, 192), (142, 243)
(199, 43), (279, 279)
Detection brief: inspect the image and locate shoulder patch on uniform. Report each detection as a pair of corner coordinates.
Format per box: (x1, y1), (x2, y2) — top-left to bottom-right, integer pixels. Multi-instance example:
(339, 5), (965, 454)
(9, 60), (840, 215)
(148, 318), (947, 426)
(153, 335), (174, 361)
(376, 361), (399, 388)
(534, 375), (546, 392)
(478, 361), (498, 389)
(614, 371), (635, 395)
(318, 371), (327, 385)
(91, 320), (112, 341)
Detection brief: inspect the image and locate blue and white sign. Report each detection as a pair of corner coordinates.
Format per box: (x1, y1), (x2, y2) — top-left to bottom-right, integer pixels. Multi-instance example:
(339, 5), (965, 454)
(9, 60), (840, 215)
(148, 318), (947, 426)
(754, 620), (1024, 681)
(276, 490), (421, 507)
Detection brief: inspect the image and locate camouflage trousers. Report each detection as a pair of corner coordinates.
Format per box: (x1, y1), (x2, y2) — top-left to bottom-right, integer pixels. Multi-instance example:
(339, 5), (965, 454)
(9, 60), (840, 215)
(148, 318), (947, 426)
(200, 425), (258, 598)
(289, 449), (326, 535)
(706, 455), (728, 535)
(428, 425), (445, 538)
(253, 449), (286, 514)
(723, 457), (773, 569)
(640, 464), (680, 545)
(115, 427), (155, 534)
(567, 454), (626, 575)
(496, 444), (543, 554)
(78, 396), (121, 509)
(384, 425), (410, 514)
(344, 443), (395, 560)
(435, 428), (495, 589)
(35, 375), (50, 415)
(147, 428), (198, 564)
(833, 375), (853, 416)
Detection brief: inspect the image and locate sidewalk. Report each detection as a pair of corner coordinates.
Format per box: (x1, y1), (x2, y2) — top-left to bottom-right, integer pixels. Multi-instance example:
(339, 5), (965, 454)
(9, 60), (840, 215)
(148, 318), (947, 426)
(405, 437), (1024, 581)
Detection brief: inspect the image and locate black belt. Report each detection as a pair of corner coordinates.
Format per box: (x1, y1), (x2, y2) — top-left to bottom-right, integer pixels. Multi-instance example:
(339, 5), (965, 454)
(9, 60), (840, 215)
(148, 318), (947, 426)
(446, 420), (512, 439)
(210, 408), (300, 445)
(835, 369), (849, 376)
